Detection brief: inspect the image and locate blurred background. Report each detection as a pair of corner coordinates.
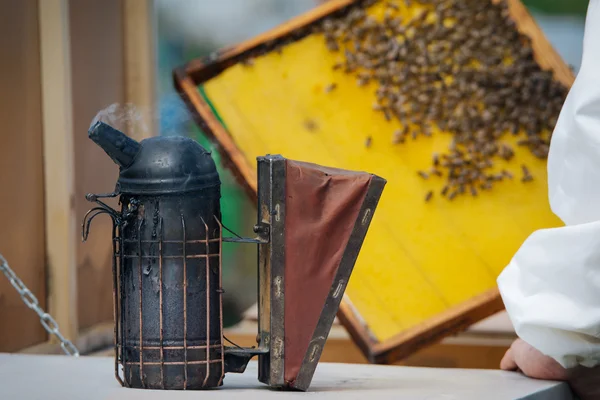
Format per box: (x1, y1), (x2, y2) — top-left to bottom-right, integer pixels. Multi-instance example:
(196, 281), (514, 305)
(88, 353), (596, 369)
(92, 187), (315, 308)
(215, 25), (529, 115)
(0, 0), (587, 357)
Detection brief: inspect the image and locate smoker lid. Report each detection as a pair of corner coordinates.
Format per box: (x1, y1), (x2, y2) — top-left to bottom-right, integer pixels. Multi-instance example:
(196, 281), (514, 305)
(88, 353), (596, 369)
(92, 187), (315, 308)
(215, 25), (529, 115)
(117, 136), (221, 195)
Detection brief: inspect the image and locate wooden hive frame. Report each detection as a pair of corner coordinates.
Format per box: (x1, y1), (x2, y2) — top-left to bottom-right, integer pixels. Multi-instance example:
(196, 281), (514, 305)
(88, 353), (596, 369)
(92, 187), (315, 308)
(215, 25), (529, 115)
(173, 0), (574, 364)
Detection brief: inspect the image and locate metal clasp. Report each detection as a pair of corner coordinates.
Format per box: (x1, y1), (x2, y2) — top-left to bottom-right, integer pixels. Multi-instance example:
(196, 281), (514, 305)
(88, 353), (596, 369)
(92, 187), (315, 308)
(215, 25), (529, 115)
(219, 222), (270, 244)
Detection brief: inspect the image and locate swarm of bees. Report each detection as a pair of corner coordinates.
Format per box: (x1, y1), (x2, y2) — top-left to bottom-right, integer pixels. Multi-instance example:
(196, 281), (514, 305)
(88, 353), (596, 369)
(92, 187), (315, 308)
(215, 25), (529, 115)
(316, 0), (568, 202)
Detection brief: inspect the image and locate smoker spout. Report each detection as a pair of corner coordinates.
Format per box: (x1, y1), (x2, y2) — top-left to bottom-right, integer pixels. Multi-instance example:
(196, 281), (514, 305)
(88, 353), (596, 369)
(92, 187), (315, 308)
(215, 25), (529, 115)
(88, 121), (141, 169)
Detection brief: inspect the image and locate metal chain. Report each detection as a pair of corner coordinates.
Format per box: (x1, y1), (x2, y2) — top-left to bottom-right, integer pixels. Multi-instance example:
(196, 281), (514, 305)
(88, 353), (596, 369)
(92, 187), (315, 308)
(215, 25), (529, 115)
(0, 253), (79, 356)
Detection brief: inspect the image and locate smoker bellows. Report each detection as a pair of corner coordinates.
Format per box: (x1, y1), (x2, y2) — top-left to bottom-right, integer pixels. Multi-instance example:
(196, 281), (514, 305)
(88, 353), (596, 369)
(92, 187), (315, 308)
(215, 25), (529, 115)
(83, 121), (385, 391)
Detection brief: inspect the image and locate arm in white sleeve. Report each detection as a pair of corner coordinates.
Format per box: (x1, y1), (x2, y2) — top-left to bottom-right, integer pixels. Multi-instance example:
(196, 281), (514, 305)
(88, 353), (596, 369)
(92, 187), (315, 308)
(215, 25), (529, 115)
(497, 0), (600, 369)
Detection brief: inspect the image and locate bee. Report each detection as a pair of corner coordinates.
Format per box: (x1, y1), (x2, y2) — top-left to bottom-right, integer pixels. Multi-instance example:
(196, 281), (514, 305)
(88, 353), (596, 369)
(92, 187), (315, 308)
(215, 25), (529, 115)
(470, 185), (478, 197)
(423, 125), (432, 137)
(326, 39), (340, 52)
(365, 136), (372, 148)
(418, 171), (429, 180)
(499, 144), (515, 160)
(324, 83), (337, 93)
(430, 168), (443, 177)
(322, 19), (335, 32)
(303, 119), (318, 132)
(240, 58), (254, 67)
(521, 164), (533, 182)
(344, 45), (354, 58)
(448, 191), (458, 201)
(386, 1), (400, 10)
(392, 129), (404, 144)
(357, 77), (369, 87)
(383, 11), (395, 27)
(386, 43), (400, 61)
(441, 185), (449, 196)
(383, 108), (392, 121)
(425, 190), (434, 202)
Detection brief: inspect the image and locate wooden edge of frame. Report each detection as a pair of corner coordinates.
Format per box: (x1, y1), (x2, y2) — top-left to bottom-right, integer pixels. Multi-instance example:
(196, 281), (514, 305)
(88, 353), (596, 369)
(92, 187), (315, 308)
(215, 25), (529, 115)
(337, 288), (504, 364)
(371, 288), (505, 363)
(173, 0), (573, 365)
(336, 299), (379, 362)
(504, 0), (575, 87)
(181, 0), (355, 84)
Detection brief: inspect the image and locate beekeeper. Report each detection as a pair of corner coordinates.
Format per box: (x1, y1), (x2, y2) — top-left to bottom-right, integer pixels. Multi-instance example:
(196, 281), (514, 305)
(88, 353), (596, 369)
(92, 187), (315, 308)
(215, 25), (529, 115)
(497, 1), (600, 398)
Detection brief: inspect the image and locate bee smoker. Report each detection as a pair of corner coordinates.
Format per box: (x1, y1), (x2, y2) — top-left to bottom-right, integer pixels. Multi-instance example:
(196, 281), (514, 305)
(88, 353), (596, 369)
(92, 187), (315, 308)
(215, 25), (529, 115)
(83, 121), (385, 391)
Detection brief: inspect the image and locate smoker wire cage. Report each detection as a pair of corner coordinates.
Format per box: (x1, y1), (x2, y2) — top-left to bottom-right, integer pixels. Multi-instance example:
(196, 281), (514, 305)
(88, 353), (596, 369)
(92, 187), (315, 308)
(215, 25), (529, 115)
(85, 202), (227, 390)
(115, 214), (225, 389)
(84, 211), (226, 389)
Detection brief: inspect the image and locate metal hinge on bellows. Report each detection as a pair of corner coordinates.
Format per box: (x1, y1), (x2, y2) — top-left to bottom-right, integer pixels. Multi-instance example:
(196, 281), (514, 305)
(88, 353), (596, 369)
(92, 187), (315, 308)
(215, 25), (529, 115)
(253, 222), (270, 238)
(221, 223), (270, 244)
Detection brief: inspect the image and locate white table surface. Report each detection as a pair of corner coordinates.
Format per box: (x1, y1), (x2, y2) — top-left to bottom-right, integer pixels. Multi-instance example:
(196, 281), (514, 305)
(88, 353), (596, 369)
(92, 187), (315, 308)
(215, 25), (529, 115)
(0, 353), (572, 400)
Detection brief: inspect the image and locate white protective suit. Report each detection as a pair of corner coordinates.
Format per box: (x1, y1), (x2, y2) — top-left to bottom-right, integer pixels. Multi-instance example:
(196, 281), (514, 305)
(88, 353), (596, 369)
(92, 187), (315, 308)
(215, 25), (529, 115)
(497, 0), (600, 369)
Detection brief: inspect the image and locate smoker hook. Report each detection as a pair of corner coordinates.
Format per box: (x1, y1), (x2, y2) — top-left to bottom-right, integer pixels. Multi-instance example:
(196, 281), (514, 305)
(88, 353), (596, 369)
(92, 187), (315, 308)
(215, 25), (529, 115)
(82, 207), (117, 242)
(85, 191), (122, 218)
(85, 191), (119, 201)
(82, 190), (125, 242)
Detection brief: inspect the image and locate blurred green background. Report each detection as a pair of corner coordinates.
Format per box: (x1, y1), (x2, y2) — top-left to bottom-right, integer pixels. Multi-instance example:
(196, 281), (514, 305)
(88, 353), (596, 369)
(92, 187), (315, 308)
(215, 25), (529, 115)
(523, 0), (587, 14)
(155, 0), (587, 327)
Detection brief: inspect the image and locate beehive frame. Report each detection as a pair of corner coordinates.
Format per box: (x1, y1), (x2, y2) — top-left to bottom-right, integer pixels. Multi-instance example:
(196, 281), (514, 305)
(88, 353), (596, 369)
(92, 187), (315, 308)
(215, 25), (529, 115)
(173, 0), (574, 363)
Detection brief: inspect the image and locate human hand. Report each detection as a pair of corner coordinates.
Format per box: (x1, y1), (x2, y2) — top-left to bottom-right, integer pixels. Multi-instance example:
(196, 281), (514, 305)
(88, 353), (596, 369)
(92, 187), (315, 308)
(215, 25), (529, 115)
(500, 338), (568, 381)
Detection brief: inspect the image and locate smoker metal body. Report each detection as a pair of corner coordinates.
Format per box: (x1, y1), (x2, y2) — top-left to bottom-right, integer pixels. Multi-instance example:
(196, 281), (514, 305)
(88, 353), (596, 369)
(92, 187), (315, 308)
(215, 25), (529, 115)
(84, 121), (386, 391)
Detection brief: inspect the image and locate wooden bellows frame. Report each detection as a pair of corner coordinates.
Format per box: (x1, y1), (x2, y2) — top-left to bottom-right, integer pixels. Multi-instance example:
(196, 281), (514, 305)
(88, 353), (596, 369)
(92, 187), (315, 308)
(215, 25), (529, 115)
(173, 0), (574, 364)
